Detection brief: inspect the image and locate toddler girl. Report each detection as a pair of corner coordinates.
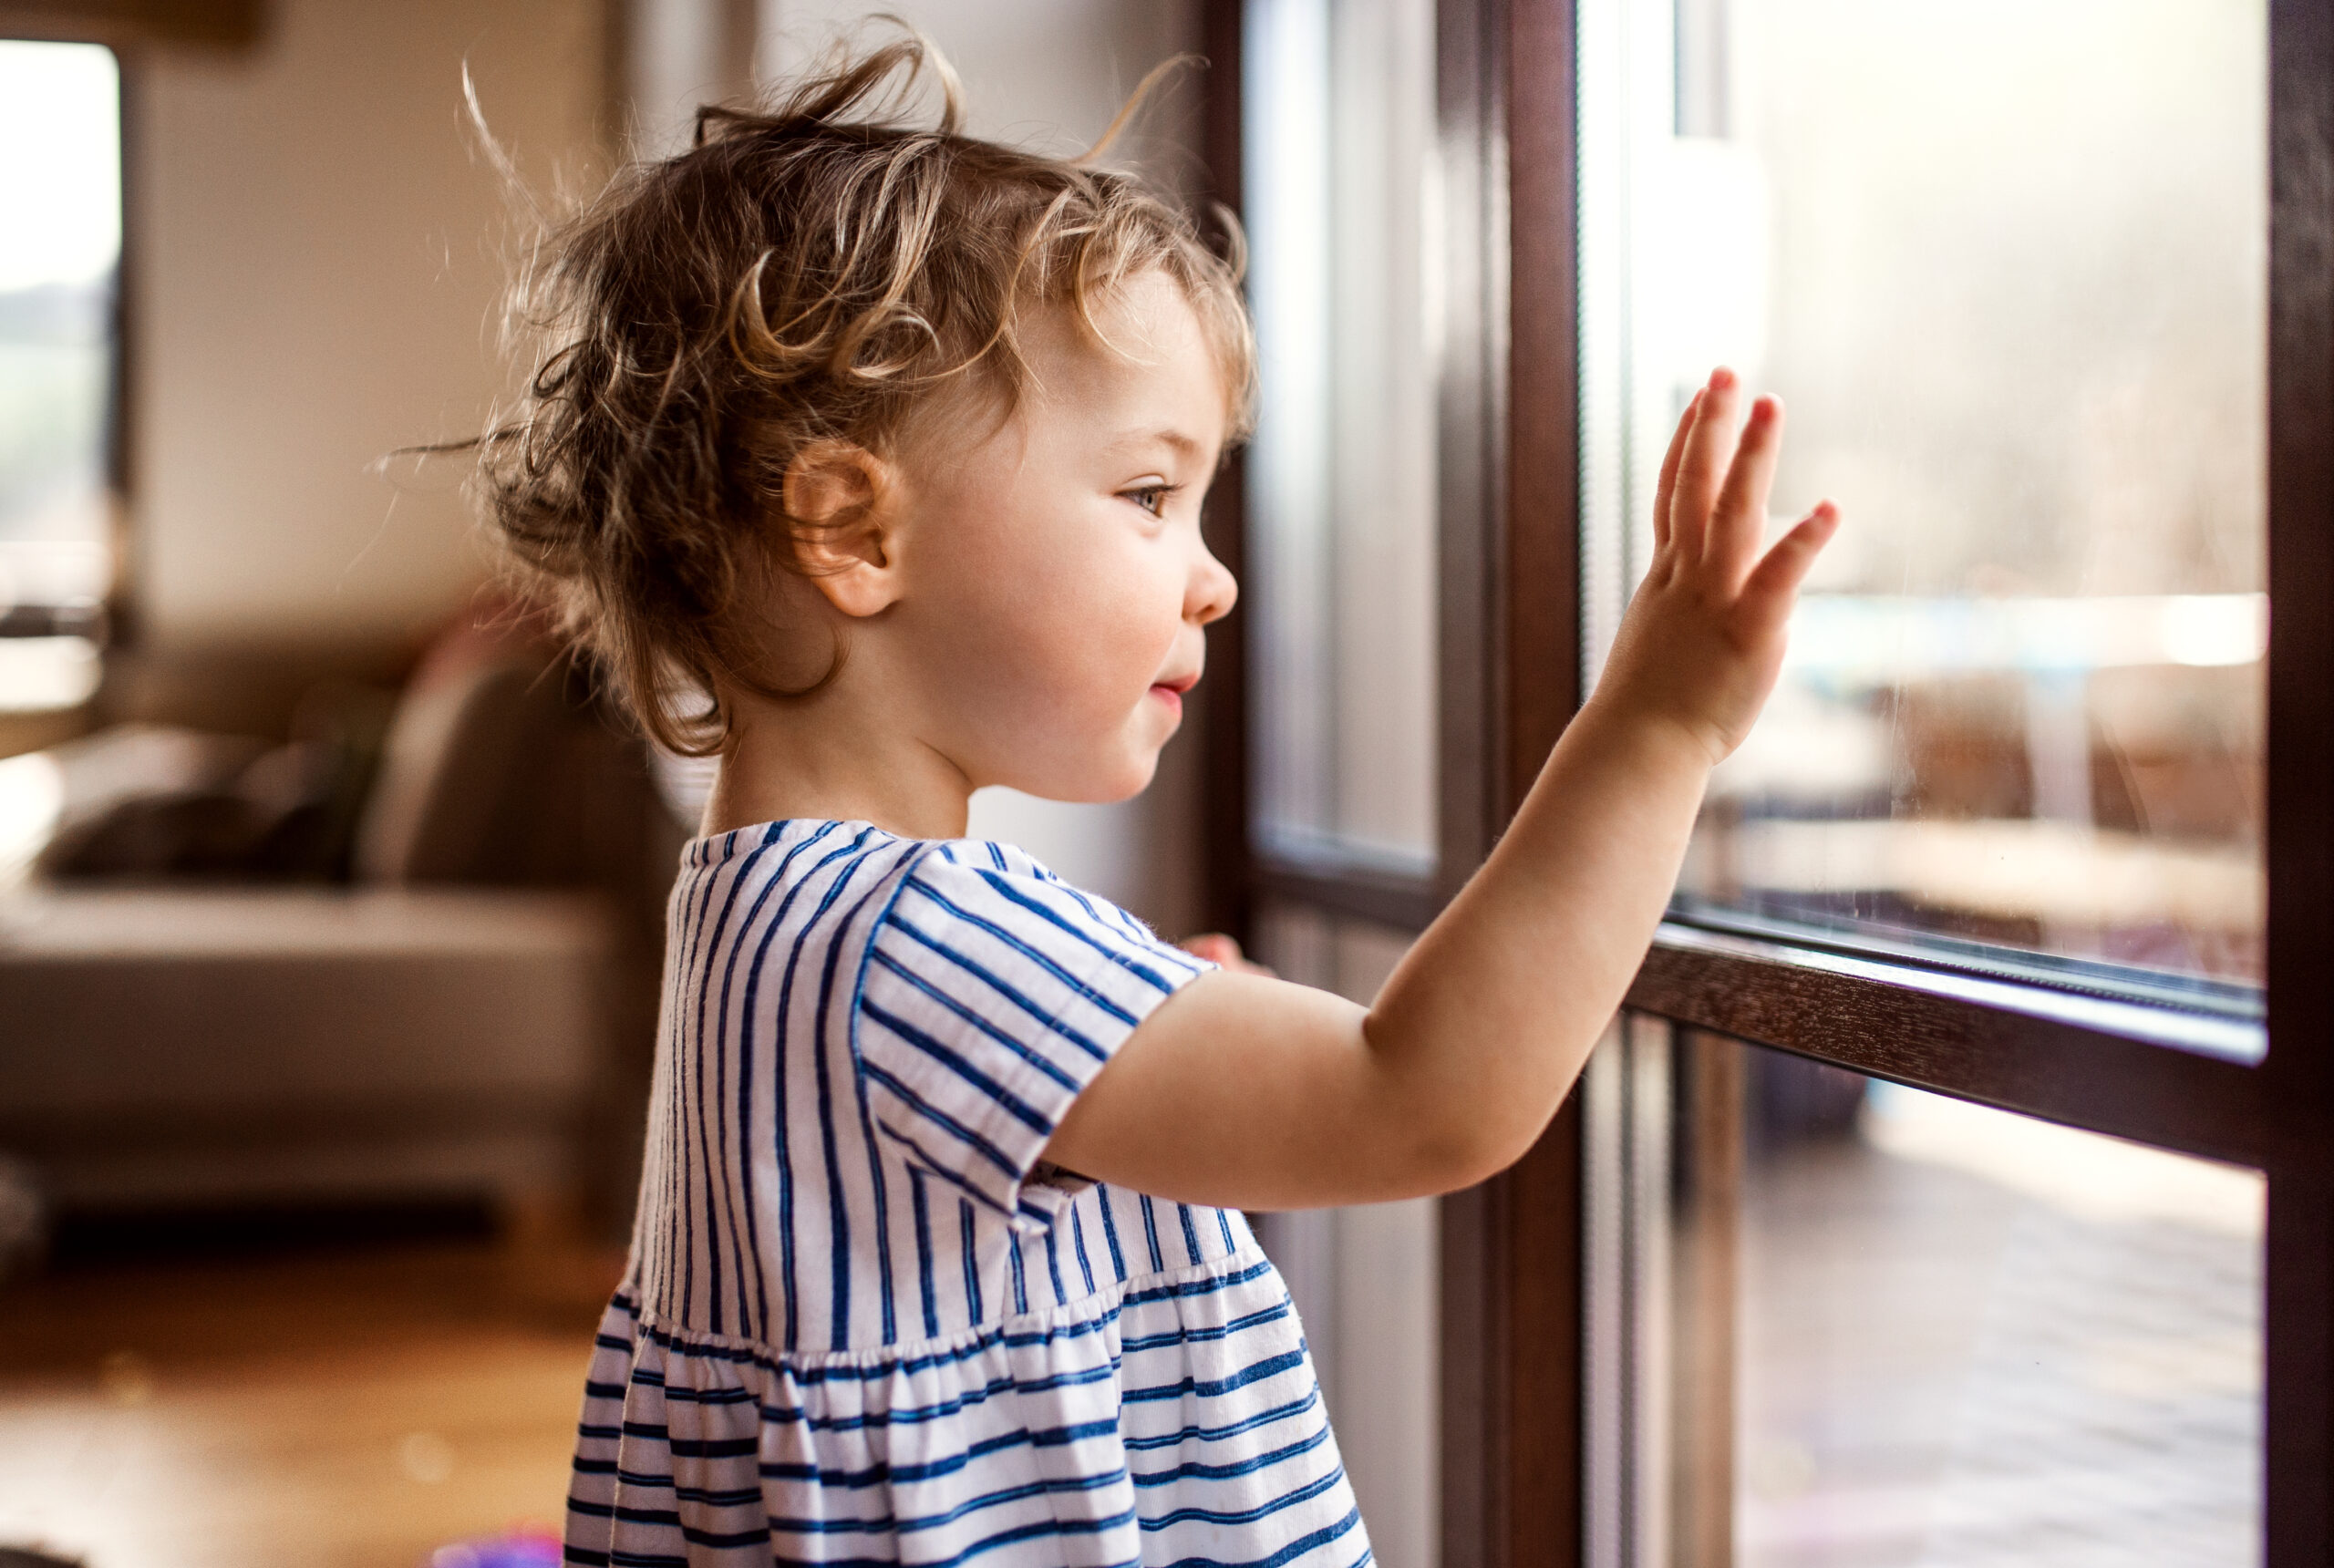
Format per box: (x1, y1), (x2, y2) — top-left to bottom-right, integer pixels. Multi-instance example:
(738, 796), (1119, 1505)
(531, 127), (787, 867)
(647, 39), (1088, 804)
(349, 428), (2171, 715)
(472, 33), (1835, 1568)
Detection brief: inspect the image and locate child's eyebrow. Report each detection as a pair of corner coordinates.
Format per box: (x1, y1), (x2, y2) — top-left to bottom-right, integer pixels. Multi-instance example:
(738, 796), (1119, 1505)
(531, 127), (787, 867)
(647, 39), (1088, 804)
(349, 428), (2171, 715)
(1108, 428), (1205, 459)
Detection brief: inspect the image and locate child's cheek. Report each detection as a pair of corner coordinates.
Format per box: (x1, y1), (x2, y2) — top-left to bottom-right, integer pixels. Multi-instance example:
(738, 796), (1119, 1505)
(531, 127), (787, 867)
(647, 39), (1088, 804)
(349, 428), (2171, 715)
(1055, 538), (1174, 680)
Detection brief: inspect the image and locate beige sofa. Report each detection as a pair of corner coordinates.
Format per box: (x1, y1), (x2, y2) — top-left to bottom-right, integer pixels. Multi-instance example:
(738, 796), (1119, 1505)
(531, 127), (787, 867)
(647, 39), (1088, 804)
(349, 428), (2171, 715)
(0, 634), (670, 1228)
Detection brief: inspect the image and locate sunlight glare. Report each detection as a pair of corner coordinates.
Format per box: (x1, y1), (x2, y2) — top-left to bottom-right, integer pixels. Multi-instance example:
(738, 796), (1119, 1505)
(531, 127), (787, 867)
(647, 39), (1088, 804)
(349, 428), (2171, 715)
(0, 41), (122, 292)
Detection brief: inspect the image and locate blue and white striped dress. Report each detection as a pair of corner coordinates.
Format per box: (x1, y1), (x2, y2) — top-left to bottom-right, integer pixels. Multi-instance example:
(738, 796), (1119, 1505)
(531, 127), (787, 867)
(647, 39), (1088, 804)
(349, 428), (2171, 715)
(566, 820), (1368, 1566)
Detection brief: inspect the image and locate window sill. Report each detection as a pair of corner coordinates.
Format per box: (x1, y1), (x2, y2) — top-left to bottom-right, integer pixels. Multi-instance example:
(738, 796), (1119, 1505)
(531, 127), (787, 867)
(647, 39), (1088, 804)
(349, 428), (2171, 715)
(1630, 918), (2274, 1165)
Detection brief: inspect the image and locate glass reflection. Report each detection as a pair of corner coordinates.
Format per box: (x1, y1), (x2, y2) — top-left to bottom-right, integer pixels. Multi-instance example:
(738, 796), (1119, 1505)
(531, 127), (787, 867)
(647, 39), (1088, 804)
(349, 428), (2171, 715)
(1738, 1052), (2262, 1566)
(1582, 0), (2267, 983)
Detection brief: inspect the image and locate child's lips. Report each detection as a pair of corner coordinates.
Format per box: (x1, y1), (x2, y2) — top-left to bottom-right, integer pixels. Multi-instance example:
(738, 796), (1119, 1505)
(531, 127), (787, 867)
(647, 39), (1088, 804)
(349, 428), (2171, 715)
(1150, 674), (1198, 713)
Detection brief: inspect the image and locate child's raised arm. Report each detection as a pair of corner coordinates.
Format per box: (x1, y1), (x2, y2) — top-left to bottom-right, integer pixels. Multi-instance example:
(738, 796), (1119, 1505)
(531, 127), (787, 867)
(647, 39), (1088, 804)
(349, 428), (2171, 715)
(1044, 367), (1839, 1211)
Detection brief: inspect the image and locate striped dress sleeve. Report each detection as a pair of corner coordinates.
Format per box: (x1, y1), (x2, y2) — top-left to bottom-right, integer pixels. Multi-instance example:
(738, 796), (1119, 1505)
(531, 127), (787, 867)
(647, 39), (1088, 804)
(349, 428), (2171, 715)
(854, 843), (1213, 1231)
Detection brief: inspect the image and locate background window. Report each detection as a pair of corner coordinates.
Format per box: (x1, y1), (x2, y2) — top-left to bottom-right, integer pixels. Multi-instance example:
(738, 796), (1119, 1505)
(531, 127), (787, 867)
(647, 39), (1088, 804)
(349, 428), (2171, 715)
(1580, 0), (2268, 989)
(1235, 1), (1447, 1556)
(0, 38), (120, 716)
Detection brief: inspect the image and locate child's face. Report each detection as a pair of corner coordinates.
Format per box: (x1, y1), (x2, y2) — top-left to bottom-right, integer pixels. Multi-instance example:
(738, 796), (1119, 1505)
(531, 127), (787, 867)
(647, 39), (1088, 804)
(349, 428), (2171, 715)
(888, 270), (1236, 804)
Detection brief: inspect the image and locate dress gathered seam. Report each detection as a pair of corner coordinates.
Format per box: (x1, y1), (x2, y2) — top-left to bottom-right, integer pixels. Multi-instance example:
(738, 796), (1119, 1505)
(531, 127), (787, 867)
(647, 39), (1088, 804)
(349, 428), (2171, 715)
(621, 1243), (1275, 1373)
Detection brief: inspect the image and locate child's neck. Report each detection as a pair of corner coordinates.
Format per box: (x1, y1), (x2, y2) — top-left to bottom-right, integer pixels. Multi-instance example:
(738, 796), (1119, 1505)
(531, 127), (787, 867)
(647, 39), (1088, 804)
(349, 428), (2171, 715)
(703, 694), (974, 841)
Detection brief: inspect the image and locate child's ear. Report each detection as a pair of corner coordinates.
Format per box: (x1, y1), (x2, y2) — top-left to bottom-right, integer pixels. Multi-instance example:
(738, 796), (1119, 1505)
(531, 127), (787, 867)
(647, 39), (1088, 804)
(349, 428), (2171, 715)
(783, 439), (903, 618)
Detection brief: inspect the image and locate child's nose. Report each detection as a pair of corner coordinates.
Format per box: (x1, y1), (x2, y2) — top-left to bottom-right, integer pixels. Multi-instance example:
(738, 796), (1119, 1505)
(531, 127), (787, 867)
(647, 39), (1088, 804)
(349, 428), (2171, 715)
(1188, 545), (1238, 625)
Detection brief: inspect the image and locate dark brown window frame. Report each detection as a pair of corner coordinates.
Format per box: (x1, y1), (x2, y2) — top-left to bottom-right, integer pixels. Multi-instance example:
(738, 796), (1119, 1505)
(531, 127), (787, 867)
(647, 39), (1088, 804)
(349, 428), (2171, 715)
(1206, 0), (2334, 1563)
(0, 3), (260, 50)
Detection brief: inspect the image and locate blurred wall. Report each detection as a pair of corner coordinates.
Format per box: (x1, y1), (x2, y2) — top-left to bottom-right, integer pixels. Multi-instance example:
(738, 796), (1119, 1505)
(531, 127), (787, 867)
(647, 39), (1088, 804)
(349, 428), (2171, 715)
(760, 0), (1201, 168)
(129, 0), (609, 656)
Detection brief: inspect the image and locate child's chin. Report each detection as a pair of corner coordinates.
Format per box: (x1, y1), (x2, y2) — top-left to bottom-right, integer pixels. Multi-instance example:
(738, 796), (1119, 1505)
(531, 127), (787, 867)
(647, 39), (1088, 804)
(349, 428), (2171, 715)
(1049, 751), (1162, 806)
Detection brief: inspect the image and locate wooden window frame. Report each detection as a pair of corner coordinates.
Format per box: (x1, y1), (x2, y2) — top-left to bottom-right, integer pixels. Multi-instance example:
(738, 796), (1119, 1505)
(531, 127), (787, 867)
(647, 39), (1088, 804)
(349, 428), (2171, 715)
(0, 3), (260, 50)
(1199, 0), (1588, 1549)
(1199, 1), (1585, 1555)
(1206, 0), (2334, 1563)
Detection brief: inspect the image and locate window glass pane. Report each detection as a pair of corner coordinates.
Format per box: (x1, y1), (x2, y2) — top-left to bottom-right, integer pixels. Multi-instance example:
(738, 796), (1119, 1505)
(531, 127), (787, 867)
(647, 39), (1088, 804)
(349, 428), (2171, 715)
(1244, 0), (1438, 873)
(1579, 0), (2267, 985)
(0, 39), (119, 713)
(1737, 1049), (2263, 1565)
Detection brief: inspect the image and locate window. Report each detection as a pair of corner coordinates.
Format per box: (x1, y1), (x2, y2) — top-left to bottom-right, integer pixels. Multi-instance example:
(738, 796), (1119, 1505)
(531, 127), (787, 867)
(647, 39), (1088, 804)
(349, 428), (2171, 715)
(1223, 0), (1449, 1558)
(0, 38), (121, 716)
(1731, 1058), (2262, 1565)
(1575, 1019), (2270, 1568)
(1571, 8), (2281, 1558)
(1218, 0), (2334, 1563)
(1568, 0), (2319, 1562)
(1244, 0), (1441, 881)
(1584, 0), (2268, 994)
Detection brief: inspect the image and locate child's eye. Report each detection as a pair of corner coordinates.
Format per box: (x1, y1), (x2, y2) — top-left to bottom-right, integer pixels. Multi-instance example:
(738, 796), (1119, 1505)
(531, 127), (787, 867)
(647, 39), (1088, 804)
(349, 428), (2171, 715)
(1121, 482), (1180, 517)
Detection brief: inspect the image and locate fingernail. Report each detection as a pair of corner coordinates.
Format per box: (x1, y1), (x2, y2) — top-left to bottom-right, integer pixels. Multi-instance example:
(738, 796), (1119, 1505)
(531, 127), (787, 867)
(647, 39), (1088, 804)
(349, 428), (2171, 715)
(1709, 366), (1736, 390)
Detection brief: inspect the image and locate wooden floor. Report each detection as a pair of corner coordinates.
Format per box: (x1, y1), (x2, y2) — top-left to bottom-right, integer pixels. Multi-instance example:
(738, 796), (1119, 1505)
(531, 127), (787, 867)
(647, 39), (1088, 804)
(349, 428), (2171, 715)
(0, 1236), (625, 1568)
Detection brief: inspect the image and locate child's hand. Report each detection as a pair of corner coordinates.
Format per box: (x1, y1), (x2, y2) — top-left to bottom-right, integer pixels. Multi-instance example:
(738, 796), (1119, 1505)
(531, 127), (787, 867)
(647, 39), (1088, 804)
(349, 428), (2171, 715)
(1180, 934), (1276, 978)
(1593, 366), (1839, 765)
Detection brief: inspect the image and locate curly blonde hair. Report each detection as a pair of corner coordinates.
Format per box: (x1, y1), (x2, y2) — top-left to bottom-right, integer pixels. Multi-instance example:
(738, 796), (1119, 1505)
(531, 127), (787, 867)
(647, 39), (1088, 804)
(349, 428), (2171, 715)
(470, 30), (1253, 756)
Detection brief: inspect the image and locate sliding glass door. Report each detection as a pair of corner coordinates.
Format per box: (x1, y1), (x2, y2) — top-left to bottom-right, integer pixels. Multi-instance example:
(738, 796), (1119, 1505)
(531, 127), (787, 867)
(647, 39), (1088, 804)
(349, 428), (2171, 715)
(1573, 2), (2329, 1564)
(1213, 0), (2334, 1562)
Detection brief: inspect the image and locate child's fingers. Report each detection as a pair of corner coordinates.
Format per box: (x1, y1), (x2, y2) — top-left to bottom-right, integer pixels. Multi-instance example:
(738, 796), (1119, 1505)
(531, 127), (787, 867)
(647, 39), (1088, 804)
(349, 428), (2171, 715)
(1709, 395), (1786, 585)
(1740, 500), (1840, 611)
(1650, 388), (1703, 553)
(1669, 367), (1740, 562)
(1180, 933), (1280, 978)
